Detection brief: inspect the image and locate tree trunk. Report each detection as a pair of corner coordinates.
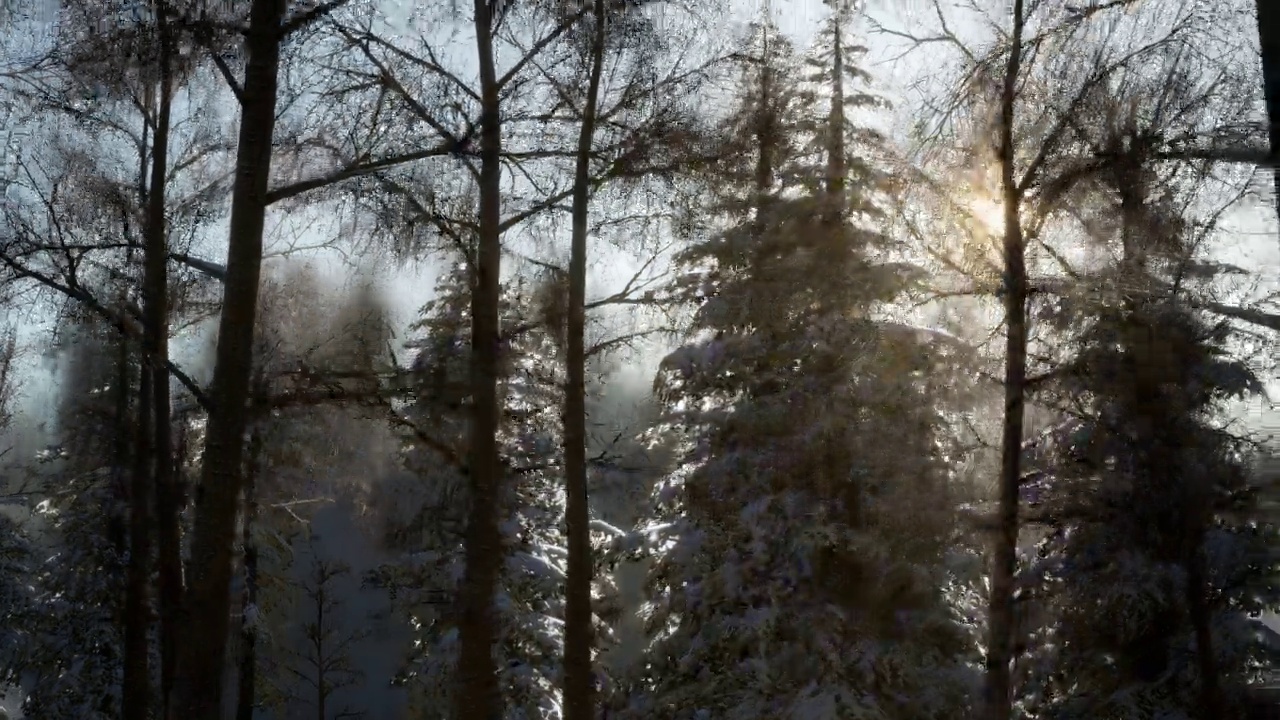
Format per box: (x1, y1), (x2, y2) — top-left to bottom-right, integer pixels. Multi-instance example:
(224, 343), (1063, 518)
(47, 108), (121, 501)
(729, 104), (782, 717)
(144, 5), (182, 711)
(170, 0), (285, 716)
(1257, 0), (1280, 224)
(453, 1), (504, 719)
(122, 357), (154, 720)
(563, 2), (607, 718)
(985, 1), (1028, 719)
(1185, 532), (1222, 720)
(235, 428), (263, 720)
(824, 13), (845, 223)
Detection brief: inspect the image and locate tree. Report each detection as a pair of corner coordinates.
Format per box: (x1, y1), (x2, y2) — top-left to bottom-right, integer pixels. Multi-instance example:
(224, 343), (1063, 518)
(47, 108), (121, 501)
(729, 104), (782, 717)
(171, 2), (330, 715)
(555, 0), (716, 713)
(458, 3), (511, 712)
(365, 262), (579, 718)
(629, 10), (975, 717)
(278, 543), (370, 720)
(563, 3), (609, 714)
(1016, 200), (1276, 718)
(987, 4), (1029, 718)
(998, 46), (1279, 718)
(236, 419), (265, 720)
(325, 2), (710, 712)
(0, 327), (32, 691)
(0, 6), (238, 706)
(0, 513), (33, 692)
(11, 317), (137, 719)
(881, 2), (1275, 717)
(229, 268), (396, 720)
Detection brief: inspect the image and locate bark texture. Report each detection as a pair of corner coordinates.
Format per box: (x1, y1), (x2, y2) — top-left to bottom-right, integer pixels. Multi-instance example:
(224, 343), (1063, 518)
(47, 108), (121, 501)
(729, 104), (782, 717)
(563, 2), (607, 718)
(170, 1), (285, 717)
(453, 1), (504, 718)
(985, 1), (1028, 718)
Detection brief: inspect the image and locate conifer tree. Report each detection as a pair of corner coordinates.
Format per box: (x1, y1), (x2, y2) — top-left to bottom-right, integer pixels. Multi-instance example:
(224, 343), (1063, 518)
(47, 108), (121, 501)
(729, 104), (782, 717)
(372, 261), (616, 718)
(0, 329), (33, 692)
(631, 10), (976, 718)
(13, 314), (139, 719)
(1016, 116), (1280, 720)
(236, 269), (399, 719)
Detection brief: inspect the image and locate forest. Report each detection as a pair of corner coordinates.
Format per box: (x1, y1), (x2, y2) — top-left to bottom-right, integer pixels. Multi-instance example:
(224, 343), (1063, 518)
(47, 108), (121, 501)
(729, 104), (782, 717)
(0, 0), (1278, 718)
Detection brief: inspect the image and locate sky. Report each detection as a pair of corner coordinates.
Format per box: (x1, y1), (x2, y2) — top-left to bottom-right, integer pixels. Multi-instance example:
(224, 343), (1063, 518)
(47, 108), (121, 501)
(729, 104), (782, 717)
(0, 0), (1266, 437)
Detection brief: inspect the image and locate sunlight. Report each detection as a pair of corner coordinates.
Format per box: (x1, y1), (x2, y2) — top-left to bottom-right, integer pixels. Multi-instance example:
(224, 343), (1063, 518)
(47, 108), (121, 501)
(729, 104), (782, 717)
(966, 195), (1006, 239)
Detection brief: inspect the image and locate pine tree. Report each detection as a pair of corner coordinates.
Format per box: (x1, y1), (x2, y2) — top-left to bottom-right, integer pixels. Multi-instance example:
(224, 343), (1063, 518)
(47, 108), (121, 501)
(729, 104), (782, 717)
(372, 261), (615, 718)
(0, 513), (34, 690)
(629, 11), (976, 718)
(14, 317), (139, 719)
(1016, 123), (1280, 720)
(0, 325), (33, 690)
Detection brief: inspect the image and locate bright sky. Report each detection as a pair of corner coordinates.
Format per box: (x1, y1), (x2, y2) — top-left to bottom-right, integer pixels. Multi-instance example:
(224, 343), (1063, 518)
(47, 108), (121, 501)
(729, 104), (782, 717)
(0, 0), (1274, 438)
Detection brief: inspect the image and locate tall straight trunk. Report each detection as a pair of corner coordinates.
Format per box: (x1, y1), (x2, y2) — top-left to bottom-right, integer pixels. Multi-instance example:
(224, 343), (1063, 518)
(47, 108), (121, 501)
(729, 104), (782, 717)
(563, 2), (607, 718)
(171, 0), (285, 717)
(235, 427), (264, 720)
(122, 356), (154, 720)
(1184, 528), (1221, 719)
(143, 5), (182, 711)
(824, 15), (845, 223)
(1257, 0), (1280, 224)
(985, 1), (1027, 718)
(453, 1), (504, 718)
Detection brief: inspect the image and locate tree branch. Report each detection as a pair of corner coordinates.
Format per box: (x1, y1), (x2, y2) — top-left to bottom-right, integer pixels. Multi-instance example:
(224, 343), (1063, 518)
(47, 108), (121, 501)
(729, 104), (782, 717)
(265, 144), (460, 206)
(496, 9), (589, 91)
(0, 255), (212, 410)
(280, 0), (351, 37)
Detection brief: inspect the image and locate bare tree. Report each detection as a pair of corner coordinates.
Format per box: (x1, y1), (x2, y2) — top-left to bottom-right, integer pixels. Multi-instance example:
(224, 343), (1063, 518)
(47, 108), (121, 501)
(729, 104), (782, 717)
(324, 2), (717, 710)
(557, 1), (719, 714)
(458, 2), (506, 714)
(169, 0), (292, 715)
(0, 2), (215, 703)
(277, 546), (369, 720)
(986, 3), (1029, 719)
(169, 2), (509, 711)
(139, 6), (182, 706)
(563, 1), (609, 715)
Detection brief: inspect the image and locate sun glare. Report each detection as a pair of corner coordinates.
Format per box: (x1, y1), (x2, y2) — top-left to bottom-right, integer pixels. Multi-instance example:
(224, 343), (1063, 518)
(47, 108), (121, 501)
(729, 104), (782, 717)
(967, 196), (1006, 238)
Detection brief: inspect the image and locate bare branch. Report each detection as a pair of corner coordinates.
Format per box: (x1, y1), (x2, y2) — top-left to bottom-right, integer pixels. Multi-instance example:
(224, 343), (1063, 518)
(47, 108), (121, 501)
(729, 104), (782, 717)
(0, 255), (211, 410)
(265, 145), (460, 206)
(496, 9), (589, 91)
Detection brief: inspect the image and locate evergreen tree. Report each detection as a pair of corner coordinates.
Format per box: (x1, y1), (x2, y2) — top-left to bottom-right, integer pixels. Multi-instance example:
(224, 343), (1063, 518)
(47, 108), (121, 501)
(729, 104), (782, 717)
(239, 269), (400, 719)
(0, 512), (33, 690)
(373, 261), (615, 718)
(14, 316), (139, 719)
(1016, 124), (1280, 720)
(628, 11), (976, 718)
